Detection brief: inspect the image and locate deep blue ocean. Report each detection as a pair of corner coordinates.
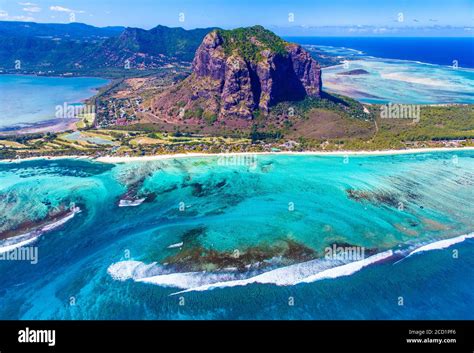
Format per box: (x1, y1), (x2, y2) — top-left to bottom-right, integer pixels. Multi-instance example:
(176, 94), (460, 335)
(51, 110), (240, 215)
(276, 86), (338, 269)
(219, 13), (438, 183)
(288, 37), (474, 68)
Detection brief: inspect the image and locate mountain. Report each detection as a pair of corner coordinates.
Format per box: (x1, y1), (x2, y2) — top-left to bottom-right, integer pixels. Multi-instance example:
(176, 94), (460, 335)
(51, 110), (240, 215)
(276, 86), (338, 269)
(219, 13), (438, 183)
(0, 22), (213, 74)
(0, 21), (124, 40)
(77, 25), (215, 70)
(150, 26), (322, 121)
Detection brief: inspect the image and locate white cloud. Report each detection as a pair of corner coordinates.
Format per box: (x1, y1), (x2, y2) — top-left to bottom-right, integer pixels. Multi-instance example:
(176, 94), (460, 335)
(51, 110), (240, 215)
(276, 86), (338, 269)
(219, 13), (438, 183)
(0, 8), (36, 21)
(18, 2), (36, 5)
(49, 5), (84, 13)
(50, 5), (72, 12)
(23, 6), (41, 13)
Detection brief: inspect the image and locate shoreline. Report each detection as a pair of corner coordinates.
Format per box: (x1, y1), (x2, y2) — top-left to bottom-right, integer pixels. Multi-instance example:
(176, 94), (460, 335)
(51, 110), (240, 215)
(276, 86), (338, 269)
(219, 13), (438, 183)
(3, 146), (474, 164)
(96, 146), (474, 163)
(0, 72), (110, 80)
(0, 118), (80, 136)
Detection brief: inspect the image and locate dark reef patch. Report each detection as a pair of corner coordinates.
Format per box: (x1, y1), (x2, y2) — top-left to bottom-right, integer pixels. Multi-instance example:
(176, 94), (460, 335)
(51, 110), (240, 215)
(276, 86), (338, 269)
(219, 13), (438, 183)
(327, 241), (379, 257)
(181, 226), (207, 246)
(183, 178), (229, 197)
(118, 176), (160, 205)
(142, 184), (179, 202)
(346, 188), (400, 208)
(163, 239), (317, 272)
(116, 162), (166, 205)
(387, 176), (422, 201)
(215, 180), (227, 188)
(454, 172), (474, 186)
(260, 162), (274, 173)
(190, 182), (205, 197)
(0, 203), (81, 241)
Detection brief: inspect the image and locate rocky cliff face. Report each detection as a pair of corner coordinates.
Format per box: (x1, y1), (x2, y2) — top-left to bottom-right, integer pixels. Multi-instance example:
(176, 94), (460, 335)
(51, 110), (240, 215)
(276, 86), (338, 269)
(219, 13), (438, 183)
(151, 26), (321, 121)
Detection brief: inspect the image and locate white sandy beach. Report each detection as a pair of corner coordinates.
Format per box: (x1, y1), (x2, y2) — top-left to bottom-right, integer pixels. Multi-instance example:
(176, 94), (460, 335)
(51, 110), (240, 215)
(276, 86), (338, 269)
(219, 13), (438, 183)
(95, 146), (474, 163)
(3, 146), (474, 164)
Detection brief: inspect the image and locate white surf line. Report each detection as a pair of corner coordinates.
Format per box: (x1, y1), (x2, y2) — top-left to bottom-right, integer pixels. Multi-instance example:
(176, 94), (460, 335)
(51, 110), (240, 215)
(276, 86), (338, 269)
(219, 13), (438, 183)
(394, 232), (474, 265)
(167, 242), (183, 249)
(294, 250), (393, 284)
(408, 233), (474, 257)
(169, 250), (394, 296)
(0, 234), (41, 255)
(118, 198), (146, 207)
(41, 208), (79, 232)
(393, 256), (408, 266)
(0, 207), (81, 255)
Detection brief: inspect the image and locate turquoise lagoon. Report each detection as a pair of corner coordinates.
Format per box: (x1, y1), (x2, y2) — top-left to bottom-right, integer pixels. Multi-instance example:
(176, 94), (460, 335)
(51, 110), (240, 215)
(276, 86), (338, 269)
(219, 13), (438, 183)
(0, 151), (473, 319)
(297, 38), (474, 104)
(322, 58), (474, 104)
(0, 75), (108, 130)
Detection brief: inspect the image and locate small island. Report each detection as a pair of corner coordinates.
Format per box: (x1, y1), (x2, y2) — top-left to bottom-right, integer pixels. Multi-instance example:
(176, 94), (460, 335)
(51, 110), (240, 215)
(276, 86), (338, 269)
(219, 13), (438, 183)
(337, 69), (370, 75)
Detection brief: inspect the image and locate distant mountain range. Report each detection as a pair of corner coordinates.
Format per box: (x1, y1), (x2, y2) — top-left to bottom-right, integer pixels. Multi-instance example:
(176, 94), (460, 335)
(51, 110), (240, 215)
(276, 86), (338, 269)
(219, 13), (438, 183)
(0, 21), (124, 40)
(0, 21), (215, 75)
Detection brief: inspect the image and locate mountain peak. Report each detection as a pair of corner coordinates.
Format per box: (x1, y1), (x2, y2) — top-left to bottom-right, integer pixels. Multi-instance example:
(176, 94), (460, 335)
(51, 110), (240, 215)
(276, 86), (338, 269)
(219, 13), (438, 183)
(215, 26), (288, 61)
(151, 26), (322, 121)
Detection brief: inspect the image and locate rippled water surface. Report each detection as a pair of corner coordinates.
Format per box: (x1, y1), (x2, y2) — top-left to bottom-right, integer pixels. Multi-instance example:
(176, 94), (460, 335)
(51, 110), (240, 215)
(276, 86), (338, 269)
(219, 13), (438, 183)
(0, 152), (473, 319)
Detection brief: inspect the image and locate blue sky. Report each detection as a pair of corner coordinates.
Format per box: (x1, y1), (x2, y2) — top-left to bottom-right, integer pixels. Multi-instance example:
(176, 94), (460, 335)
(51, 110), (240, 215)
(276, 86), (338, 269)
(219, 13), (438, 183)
(0, 0), (473, 34)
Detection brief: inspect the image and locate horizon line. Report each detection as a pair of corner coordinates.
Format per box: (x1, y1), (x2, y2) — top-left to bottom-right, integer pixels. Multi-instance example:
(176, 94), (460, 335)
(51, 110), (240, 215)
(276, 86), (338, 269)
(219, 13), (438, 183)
(1, 20), (473, 39)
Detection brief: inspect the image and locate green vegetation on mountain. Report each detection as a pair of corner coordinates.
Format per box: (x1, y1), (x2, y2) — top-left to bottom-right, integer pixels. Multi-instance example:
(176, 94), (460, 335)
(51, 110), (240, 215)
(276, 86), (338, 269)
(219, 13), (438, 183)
(0, 21), (124, 39)
(101, 25), (216, 62)
(0, 22), (214, 76)
(217, 26), (288, 61)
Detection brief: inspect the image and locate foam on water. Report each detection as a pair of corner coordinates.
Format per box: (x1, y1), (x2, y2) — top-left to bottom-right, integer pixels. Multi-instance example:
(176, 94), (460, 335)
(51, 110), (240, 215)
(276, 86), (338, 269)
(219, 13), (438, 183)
(167, 242), (183, 249)
(138, 272), (238, 289)
(295, 250), (393, 284)
(106, 250), (393, 294)
(41, 209), (79, 232)
(0, 207), (80, 255)
(407, 232), (474, 257)
(0, 233), (41, 255)
(107, 232), (474, 295)
(170, 250), (394, 295)
(107, 260), (157, 281)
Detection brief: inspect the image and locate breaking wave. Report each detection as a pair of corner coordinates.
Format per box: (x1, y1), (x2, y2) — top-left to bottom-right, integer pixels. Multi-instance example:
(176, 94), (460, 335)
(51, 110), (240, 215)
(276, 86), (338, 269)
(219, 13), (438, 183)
(107, 250), (393, 294)
(0, 207), (80, 255)
(407, 232), (474, 257)
(107, 232), (474, 294)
